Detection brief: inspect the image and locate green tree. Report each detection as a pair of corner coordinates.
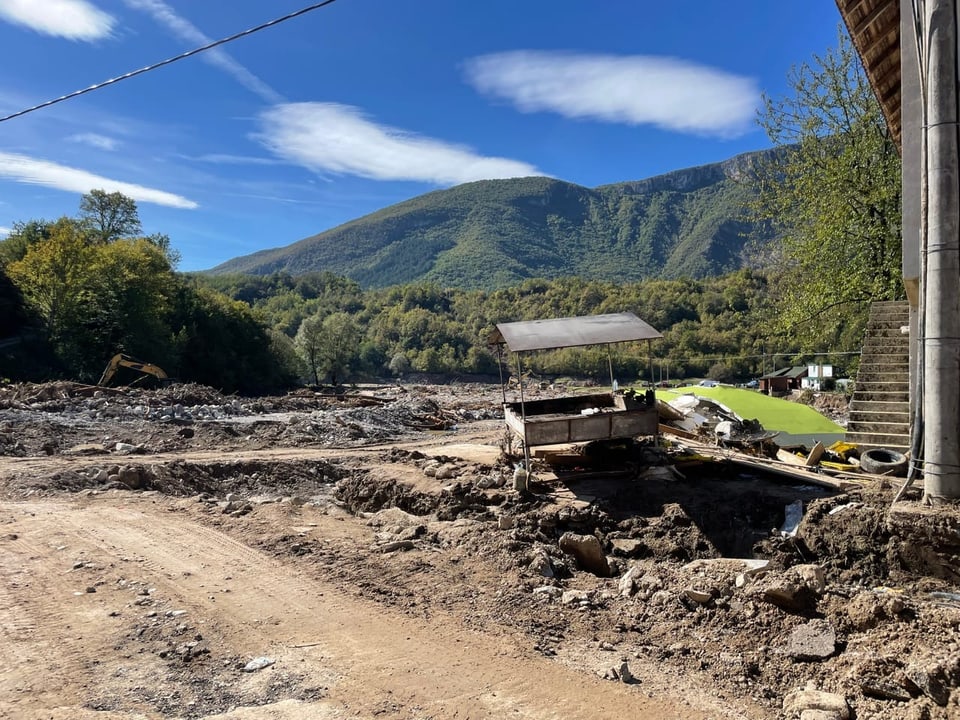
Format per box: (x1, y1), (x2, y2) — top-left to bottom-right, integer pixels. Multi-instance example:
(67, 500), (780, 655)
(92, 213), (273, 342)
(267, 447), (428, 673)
(319, 312), (360, 384)
(751, 30), (902, 350)
(295, 315), (325, 385)
(0, 220), (54, 265)
(6, 218), (94, 345)
(79, 189), (142, 243)
(83, 238), (176, 365)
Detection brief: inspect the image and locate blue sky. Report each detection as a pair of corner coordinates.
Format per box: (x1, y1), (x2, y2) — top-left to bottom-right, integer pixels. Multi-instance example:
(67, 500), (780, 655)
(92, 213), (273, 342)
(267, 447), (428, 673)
(0, 0), (843, 271)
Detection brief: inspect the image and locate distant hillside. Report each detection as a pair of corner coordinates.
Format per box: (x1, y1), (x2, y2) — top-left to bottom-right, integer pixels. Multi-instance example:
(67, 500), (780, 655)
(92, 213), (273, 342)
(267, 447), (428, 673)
(210, 149), (774, 289)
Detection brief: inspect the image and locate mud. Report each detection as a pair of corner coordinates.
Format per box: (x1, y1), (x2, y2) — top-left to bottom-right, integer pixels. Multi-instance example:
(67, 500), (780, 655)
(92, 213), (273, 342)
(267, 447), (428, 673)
(1, 380), (959, 719)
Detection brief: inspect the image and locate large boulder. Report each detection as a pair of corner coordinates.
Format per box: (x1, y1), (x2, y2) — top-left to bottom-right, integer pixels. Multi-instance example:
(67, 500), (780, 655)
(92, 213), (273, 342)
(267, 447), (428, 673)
(559, 532), (610, 577)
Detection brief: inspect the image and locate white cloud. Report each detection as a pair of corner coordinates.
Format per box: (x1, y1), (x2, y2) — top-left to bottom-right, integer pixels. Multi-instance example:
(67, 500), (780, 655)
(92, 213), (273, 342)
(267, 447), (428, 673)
(464, 51), (758, 138)
(69, 132), (119, 151)
(0, 226), (10, 237)
(0, 151), (197, 209)
(257, 102), (542, 185)
(0, 0), (114, 41)
(192, 153), (282, 166)
(123, 0), (283, 104)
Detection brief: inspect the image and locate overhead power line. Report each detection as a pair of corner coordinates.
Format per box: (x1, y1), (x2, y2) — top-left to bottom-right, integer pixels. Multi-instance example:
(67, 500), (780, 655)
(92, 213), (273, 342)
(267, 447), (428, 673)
(0, 0), (339, 124)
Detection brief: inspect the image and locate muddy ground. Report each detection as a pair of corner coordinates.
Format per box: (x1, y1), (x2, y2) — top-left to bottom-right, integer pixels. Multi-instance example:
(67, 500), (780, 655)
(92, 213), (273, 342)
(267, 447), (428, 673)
(0, 381), (958, 720)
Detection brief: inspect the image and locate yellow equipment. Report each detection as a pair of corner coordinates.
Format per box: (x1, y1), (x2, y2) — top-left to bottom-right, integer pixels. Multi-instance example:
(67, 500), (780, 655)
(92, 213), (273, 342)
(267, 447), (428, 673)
(97, 353), (169, 387)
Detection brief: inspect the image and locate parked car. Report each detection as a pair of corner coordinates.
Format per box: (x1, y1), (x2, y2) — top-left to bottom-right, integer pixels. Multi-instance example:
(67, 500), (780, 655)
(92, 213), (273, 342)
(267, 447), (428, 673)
(698, 379), (719, 387)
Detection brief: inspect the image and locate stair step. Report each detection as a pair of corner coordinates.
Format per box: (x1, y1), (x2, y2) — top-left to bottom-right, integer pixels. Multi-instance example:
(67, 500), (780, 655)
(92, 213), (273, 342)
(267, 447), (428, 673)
(864, 327), (909, 338)
(844, 431), (911, 451)
(857, 368), (910, 384)
(858, 359), (909, 368)
(862, 338), (910, 348)
(855, 381), (909, 393)
(849, 399), (911, 414)
(852, 392), (910, 403)
(847, 421), (911, 435)
(848, 411), (911, 424)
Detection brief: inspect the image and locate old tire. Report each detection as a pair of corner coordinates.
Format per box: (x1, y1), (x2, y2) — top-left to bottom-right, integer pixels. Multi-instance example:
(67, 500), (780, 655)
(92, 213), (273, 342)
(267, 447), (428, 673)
(860, 448), (908, 477)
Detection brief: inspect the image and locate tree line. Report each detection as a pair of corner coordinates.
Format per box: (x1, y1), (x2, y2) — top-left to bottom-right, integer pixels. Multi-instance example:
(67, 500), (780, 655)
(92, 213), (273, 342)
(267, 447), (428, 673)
(0, 198), (860, 392)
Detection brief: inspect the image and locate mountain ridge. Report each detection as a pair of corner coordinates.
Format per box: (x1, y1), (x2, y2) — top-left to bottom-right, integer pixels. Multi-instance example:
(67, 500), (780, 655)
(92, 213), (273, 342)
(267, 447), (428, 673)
(209, 148), (774, 289)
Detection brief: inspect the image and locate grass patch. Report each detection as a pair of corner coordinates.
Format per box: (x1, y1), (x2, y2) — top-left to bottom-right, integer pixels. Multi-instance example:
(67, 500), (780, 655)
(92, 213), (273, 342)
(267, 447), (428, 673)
(655, 385), (843, 435)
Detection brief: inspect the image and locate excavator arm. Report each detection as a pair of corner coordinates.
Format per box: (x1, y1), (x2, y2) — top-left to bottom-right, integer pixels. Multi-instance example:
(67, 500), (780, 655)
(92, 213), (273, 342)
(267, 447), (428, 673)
(97, 353), (169, 387)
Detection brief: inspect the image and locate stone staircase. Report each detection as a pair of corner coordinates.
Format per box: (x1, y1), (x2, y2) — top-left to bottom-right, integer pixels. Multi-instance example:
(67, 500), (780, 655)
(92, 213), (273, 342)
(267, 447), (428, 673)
(845, 300), (911, 451)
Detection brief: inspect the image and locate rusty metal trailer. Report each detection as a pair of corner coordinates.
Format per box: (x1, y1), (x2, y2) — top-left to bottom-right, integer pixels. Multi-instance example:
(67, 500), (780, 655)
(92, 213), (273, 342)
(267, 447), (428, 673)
(489, 312), (662, 465)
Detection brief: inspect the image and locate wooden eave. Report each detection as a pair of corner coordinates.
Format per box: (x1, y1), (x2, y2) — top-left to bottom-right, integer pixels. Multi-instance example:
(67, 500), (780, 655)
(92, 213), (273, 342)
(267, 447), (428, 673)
(836, 0), (902, 150)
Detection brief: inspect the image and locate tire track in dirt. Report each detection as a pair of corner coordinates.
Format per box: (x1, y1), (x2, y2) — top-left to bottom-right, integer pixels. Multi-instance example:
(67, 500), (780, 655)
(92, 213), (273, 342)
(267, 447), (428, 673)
(0, 504), (135, 713)
(0, 498), (737, 719)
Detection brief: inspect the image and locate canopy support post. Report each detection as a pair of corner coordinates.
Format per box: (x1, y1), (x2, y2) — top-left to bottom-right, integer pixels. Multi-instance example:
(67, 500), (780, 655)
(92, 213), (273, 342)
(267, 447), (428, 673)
(607, 344), (615, 390)
(648, 340), (654, 387)
(496, 343), (506, 405)
(516, 352), (530, 470)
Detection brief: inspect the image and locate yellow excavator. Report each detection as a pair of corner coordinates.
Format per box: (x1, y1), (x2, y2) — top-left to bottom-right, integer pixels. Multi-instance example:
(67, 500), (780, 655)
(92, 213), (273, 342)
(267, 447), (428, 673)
(97, 353), (170, 387)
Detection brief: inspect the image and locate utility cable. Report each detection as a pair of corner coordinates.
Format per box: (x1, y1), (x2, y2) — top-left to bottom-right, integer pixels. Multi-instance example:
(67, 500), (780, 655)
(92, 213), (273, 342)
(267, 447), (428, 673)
(0, 0), (339, 124)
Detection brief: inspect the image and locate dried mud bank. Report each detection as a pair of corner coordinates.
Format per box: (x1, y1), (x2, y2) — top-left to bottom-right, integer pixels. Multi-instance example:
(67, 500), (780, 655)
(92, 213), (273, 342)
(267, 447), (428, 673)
(0, 381), (959, 719)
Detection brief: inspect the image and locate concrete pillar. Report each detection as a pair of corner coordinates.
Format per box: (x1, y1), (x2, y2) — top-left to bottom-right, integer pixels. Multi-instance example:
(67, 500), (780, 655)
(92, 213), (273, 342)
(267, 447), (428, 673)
(922, 0), (960, 502)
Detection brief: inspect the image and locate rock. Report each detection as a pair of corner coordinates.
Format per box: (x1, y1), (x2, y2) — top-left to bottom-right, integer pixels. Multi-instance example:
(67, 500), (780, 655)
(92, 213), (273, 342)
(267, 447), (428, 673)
(782, 689), (850, 719)
(396, 525), (425, 542)
(617, 661), (634, 683)
(118, 466), (141, 489)
(800, 711), (843, 720)
(114, 442), (137, 454)
(379, 539), (415, 553)
(785, 620), (837, 661)
(435, 465), (457, 480)
(560, 590), (590, 606)
(618, 566), (642, 597)
(498, 515), (515, 530)
(68, 443), (108, 455)
(532, 585), (562, 599)
(905, 662), (951, 706)
(861, 681), (912, 702)
(683, 588), (713, 605)
(610, 538), (646, 556)
(558, 532), (610, 577)
(242, 656), (275, 672)
(758, 564), (826, 612)
(368, 507), (421, 528)
(649, 589), (674, 606)
(528, 547), (554, 578)
(221, 500), (241, 514)
(794, 564), (826, 594)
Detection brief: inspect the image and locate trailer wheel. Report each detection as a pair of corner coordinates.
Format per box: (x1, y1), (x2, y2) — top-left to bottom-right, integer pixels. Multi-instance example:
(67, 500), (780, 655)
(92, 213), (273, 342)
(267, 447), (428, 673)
(860, 448), (908, 477)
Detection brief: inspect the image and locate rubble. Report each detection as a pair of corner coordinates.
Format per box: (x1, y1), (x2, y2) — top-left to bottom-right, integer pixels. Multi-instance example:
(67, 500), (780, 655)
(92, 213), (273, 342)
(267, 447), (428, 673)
(1, 380), (960, 719)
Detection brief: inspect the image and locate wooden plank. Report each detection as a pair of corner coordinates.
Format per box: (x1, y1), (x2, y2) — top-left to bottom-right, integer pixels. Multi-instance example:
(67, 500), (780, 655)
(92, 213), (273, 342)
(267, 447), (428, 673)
(805, 441), (826, 467)
(660, 423), (698, 440)
(776, 448), (808, 466)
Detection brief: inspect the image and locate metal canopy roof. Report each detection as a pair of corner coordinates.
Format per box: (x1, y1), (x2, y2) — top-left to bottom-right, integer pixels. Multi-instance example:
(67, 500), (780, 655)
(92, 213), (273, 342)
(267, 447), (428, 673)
(488, 312), (662, 352)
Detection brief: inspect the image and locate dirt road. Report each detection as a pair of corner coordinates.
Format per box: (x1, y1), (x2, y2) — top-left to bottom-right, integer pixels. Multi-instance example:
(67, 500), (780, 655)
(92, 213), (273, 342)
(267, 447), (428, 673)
(0, 496), (737, 719)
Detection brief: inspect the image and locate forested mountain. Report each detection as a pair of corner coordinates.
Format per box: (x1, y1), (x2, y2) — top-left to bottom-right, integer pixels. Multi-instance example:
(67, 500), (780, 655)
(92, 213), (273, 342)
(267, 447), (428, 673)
(209, 150), (774, 289)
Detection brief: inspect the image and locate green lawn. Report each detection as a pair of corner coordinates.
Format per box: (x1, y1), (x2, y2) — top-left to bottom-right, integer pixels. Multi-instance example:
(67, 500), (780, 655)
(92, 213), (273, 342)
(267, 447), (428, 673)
(654, 385), (843, 434)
